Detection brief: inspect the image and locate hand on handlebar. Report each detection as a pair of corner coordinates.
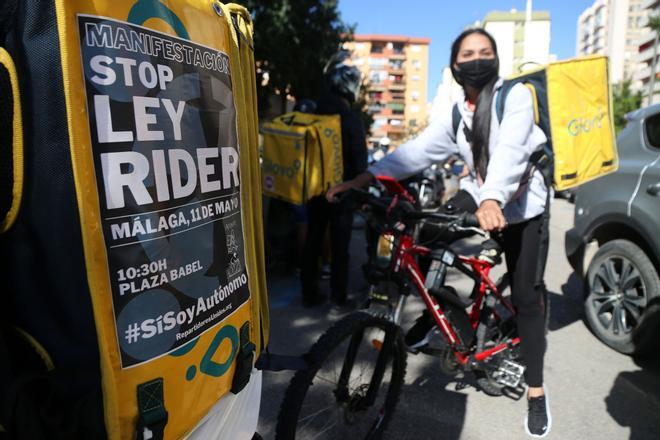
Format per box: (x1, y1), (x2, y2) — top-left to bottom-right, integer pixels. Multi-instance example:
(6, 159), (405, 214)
(326, 171), (375, 203)
(475, 200), (507, 232)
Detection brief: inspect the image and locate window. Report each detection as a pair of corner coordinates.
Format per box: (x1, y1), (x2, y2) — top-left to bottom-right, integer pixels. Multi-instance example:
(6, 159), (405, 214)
(411, 45), (422, 53)
(371, 43), (385, 54)
(393, 42), (405, 54)
(373, 118), (386, 128)
(353, 57), (364, 66)
(369, 71), (388, 84)
(411, 91), (420, 101)
(645, 113), (660, 149)
(411, 75), (420, 82)
(409, 119), (417, 127)
(369, 91), (383, 100)
(412, 60), (421, 69)
(369, 57), (388, 68)
(410, 105), (420, 113)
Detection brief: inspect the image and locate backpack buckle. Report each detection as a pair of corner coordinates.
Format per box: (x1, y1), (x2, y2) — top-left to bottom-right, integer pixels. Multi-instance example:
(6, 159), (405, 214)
(231, 322), (255, 394)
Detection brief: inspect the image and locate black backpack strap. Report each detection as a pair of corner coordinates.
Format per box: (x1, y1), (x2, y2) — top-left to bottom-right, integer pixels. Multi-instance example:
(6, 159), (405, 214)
(451, 103), (461, 140)
(136, 378), (168, 440)
(495, 80), (514, 125)
(231, 321), (256, 394)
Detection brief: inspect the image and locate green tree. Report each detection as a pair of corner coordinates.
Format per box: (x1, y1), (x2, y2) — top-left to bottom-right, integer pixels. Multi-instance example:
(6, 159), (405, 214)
(235, 0), (353, 114)
(613, 79), (643, 134)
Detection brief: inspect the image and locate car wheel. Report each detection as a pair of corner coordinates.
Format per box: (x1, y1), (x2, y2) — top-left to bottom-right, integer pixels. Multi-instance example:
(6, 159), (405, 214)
(585, 240), (660, 354)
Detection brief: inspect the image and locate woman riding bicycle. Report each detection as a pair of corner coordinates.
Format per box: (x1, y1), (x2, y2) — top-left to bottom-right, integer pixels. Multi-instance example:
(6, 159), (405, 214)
(327, 28), (552, 438)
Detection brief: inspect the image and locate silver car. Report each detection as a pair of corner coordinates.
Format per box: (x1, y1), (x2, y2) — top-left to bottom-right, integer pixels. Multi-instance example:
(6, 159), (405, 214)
(565, 104), (660, 356)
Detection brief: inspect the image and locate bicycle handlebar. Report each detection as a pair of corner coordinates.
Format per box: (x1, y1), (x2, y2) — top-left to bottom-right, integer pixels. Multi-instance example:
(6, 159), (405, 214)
(342, 188), (481, 229)
(401, 211), (481, 228)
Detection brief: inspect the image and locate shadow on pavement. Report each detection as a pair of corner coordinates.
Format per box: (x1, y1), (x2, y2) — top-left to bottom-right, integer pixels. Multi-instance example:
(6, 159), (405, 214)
(547, 271), (584, 332)
(388, 355), (468, 440)
(605, 369), (660, 439)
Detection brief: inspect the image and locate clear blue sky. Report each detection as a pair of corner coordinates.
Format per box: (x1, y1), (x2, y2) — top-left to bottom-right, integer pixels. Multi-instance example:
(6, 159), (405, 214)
(338, 0), (594, 102)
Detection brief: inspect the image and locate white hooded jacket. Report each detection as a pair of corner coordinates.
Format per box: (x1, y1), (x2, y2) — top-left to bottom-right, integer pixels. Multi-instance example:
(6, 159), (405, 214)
(368, 79), (550, 224)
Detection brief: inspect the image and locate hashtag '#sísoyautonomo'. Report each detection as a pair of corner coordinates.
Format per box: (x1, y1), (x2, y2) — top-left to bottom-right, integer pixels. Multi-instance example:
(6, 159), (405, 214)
(125, 323), (140, 344)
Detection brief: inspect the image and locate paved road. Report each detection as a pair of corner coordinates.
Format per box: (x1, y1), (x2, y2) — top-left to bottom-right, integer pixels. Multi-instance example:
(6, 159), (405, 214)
(257, 199), (660, 439)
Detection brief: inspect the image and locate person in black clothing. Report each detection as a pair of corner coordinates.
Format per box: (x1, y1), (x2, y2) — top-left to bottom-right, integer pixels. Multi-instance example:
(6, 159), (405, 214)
(301, 53), (367, 307)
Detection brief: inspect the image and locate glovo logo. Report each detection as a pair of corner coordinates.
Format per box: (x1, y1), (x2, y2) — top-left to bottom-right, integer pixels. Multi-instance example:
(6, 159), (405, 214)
(324, 127), (343, 184)
(567, 108), (606, 137)
(262, 158), (302, 179)
(170, 323), (239, 381)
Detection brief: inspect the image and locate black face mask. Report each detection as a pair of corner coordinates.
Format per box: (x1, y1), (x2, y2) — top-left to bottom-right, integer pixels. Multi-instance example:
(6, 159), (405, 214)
(453, 58), (499, 89)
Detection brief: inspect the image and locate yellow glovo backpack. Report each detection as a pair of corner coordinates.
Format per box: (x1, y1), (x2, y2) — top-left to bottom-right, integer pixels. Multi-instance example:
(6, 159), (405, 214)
(0, 1), (268, 439)
(452, 55), (618, 190)
(261, 112), (344, 204)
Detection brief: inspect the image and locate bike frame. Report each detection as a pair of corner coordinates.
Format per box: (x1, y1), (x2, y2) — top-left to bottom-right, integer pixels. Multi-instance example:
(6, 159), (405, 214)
(375, 176), (521, 368)
(393, 235), (520, 366)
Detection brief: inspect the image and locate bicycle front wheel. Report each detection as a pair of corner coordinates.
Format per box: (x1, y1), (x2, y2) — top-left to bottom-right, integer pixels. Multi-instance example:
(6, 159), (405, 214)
(276, 311), (407, 440)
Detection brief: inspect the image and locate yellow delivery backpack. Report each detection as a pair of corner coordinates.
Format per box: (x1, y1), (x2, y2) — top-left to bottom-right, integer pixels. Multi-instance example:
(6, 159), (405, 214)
(261, 112), (343, 205)
(452, 55), (617, 191)
(0, 2), (268, 439)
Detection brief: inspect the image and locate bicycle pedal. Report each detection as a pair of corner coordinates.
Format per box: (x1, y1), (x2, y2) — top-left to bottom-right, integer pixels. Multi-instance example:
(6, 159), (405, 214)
(494, 359), (525, 388)
(502, 383), (526, 401)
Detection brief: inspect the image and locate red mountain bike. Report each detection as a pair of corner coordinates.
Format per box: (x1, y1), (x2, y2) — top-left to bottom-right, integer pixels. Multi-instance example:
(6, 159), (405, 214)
(275, 177), (524, 440)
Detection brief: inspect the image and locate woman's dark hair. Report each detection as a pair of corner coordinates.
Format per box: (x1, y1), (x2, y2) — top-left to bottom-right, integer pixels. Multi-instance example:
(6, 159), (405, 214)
(450, 28), (499, 180)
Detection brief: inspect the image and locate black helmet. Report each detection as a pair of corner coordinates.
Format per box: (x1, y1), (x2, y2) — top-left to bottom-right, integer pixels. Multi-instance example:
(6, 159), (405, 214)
(324, 50), (362, 103)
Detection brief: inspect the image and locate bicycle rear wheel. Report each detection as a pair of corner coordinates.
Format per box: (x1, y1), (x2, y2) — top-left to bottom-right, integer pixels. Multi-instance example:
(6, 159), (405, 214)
(276, 311), (406, 440)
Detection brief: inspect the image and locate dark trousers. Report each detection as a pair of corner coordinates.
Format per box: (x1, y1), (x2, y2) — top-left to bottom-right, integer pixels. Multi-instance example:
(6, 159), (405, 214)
(443, 190), (549, 388)
(301, 196), (354, 303)
(502, 215), (549, 387)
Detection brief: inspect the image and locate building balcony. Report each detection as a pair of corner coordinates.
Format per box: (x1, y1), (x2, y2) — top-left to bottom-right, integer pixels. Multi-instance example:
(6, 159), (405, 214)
(638, 32), (657, 52)
(368, 83), (387, 91)
(634, 66), (652, 82)
(389, 110), (406, 120)
(367, 105), (385, 114)
(388, 68), (406, 75)
(384, 124), (406, 133)
(642, 0), (659, 10)
(389, 82), (406, 91)
(637, 43), (659, 64)
(633, 66), (660, 86)
(386, 50), (407, 60)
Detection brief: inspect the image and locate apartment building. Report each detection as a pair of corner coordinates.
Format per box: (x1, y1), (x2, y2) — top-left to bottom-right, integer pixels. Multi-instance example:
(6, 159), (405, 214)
(430, 3), (550, 121)
(634, 0), (660, 104)
(577, 0), (647, 85)
(344, 34), (430, 145)
(482, 8), (551, 77)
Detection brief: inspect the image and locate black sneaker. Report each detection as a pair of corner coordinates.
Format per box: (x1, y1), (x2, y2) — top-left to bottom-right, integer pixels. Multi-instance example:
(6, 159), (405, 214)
(404, 311), (434, 352)
(525, 387), (552, 438)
